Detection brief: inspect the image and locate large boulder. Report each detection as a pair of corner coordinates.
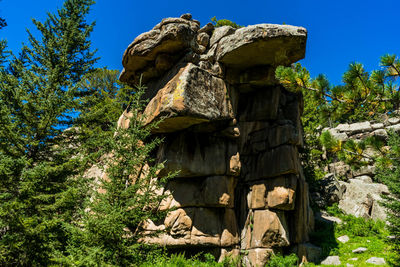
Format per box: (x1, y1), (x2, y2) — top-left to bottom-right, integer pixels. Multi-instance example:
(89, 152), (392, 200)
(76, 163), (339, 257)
(143, 63), (234, 133)
(141, 207), (238, 247)
(339, 179), (389, 220)
(216, 24), (307, 69)
(249, 175), (297, 210)
(120, 17), (199, 84)
(242, 209), (290, 249)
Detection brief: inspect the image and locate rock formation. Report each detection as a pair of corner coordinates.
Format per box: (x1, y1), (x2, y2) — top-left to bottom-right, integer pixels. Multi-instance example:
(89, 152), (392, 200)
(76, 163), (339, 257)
(118, 14), (313, 266)
(320, 119), (397, 220)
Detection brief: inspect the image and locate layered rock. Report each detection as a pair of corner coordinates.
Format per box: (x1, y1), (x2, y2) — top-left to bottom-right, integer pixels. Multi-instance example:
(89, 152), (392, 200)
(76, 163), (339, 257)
(119, 14), (312, 266)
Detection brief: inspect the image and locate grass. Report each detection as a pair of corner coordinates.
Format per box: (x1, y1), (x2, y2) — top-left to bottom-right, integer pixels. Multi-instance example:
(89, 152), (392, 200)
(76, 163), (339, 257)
(309, 204), (396, 266)
(139, 253), (238, 267)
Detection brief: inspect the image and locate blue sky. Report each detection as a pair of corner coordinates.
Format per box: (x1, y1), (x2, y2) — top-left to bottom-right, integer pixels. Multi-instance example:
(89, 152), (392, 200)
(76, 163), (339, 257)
(1, 0), (399, 84)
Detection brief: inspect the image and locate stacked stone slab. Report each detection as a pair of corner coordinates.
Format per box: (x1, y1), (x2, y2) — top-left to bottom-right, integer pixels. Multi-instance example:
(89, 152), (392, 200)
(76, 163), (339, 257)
(119, 14), (313, 266)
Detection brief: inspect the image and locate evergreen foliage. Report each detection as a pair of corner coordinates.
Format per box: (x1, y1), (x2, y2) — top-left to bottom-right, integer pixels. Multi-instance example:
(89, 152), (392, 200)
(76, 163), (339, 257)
(276, 56), (400, 264)
(276, 55), (400, 124)
(73, 68), (130, 161)
(375, 131), (400, 264)
(267, 253), (298, 267)
(211, 16), (243, 28)
(59, 84), (177, 266)
(0, 0), (97, 264)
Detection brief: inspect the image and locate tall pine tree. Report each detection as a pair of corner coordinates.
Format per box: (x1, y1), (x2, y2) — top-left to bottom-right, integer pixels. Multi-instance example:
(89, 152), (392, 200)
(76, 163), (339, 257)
(59, 82), (176, 266)
(375, 131), (400, 265)
(0, 0), (97, 265)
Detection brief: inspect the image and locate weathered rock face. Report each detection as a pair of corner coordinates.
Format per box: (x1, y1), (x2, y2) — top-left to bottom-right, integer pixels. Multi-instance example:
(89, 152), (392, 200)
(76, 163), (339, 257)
(119, 15), (311, 266)
(339, 179), (389, 220)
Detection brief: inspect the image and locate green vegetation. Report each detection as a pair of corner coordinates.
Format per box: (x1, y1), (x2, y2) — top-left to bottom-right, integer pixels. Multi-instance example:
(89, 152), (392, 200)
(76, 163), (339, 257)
(309, 204), (395, 266)
(58, 84), (176, 266)
(211, 16), (243, 28)
(0, 0), (97, 265)
(276, 56), (400, 266)
(0, 1), (173, 265)
(140, 253), (237, 267)
(276, 55), (400, 124)
(375, 131), (400, 264)
(267, 253), (298, 267)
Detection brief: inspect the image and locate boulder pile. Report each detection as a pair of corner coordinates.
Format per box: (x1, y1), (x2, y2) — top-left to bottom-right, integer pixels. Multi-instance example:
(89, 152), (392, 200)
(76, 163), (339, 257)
(118, 14), (313, 266)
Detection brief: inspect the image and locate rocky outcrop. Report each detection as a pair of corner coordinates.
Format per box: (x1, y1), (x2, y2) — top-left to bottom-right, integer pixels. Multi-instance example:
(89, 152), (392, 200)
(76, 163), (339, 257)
(338, 179), (389, 220)
(118, 14), (312, 266)
(321, 119), (398, 220)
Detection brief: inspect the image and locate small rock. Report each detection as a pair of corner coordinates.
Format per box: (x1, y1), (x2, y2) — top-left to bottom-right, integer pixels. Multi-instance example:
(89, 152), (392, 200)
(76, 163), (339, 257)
(328, 129), (348, 141)
(294, 243), (322, 263)
(387, 123), (400, 132)
(198, 22), (214, 34)
(347, 121), (372, 134)
(337, 235), (349, 243)
(388, 117), (400, 124)
(352, 247), (367, 253)
(321, 255), (341, 265)
(346, 264), (354, 267)
(352, 165), (375, 177)
(209, 25), (236, 47)
(371, 123), (384, 129)
(366, 257), (386, 265)
(349, 258), (358, 261)
(336, 123), (350, 132)
(354, 175), (373, 183)
(197, 32), (210, 47)
(387, 235), (396, 239)
(197, 44), (206, 54)
(315, 211), (343, 224)
(180, 13), (192, 20)
(372, 128), (388, 138)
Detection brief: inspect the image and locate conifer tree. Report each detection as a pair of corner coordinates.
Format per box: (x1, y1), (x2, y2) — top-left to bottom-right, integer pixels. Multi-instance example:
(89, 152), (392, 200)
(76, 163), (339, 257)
(276, 55), (400, 124)
(375, 131), (400, 265)
(211, 16), (243, 28)
(72, 68), (128, 161)
(276, 57), (400, 262)
(0, 0), (97, 265)
(59, 84), (175, 266)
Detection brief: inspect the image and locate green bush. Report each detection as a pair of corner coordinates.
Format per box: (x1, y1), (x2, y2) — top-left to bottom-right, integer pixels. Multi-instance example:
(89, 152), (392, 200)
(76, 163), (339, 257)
(211, 17), (242, 28)
(266, 253), (298, 267)
(140, 253), (237, 267)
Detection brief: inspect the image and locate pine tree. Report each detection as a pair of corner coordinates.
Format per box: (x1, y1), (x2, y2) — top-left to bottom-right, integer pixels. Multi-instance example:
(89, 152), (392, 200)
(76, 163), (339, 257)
(375, 131), (400, 265)
(211, 16), (243, 28)
(60, 84), (176, 266)
(276, 57), (400, 262)
(0, 0), (97, 265)
(275, 55), (400, 124)
(72, 68), (128, 161)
